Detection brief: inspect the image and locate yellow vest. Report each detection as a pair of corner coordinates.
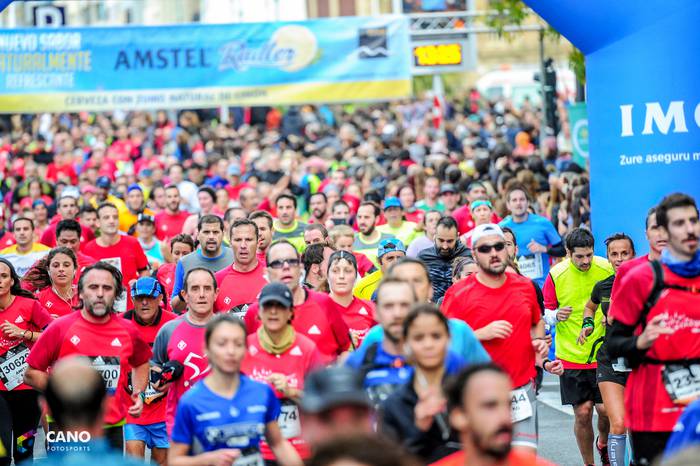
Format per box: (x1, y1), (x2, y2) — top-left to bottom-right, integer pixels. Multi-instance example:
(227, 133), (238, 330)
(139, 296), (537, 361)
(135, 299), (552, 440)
(551, 256), (613, 364)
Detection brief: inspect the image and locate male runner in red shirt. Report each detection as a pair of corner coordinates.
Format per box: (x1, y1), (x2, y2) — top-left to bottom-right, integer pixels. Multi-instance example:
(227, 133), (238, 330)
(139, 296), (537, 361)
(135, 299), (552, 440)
(122, 277), (177, 466)
(216, 219), (267, 318)
(442, 224), (552, 453)
(151, 267), (219, 434)
(244, 239), (351, 364)
(83, 203), (150, 312)
(154, 185), (190, 241)
(24, 262), (151, 451)
(608, 193), (700, 465)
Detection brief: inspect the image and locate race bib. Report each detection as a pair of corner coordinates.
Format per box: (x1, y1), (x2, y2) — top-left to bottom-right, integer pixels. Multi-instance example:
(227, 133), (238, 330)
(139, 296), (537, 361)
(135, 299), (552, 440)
(518, 254), (544, 280)
(234, 453), (264, 466)
(278, 400), (301, 439)
(101, 257), (126, 312)
(511, 387), (533, 423)
(89, 356), (121, 395)
(612, 357), (632, 373)
(143, 383), (165, 405)
(0, 343), (30, 391)
(662, 364), (700, 405)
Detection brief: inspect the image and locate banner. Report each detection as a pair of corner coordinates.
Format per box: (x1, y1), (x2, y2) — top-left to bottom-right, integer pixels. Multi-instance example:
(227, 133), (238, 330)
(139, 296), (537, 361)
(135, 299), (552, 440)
(567, 102), (588, 168)
(526, 0), (700, 255)
(0, 16), (411, 112)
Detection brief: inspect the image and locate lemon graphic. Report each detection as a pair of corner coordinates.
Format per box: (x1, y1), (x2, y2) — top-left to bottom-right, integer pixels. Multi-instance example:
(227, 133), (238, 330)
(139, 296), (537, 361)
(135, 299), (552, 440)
(272, 25), (318, 72)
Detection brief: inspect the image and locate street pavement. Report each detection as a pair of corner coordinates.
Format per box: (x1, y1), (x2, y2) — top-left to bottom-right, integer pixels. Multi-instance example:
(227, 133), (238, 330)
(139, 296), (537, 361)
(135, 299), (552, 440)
(539, 372), (603, 465)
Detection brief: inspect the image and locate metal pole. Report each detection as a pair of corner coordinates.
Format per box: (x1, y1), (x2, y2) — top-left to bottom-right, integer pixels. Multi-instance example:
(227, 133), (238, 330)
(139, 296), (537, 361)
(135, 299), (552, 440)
(539, 28), (548, 151)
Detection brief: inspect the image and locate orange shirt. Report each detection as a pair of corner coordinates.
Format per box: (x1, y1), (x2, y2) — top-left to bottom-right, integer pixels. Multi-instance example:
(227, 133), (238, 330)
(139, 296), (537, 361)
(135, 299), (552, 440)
(431, 450), (555, 466)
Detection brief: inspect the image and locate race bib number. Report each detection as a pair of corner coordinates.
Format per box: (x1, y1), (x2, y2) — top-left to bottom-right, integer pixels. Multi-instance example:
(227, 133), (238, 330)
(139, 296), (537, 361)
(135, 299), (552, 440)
(0, 343), (30, 391)
(278, 400), (301, 439)
(662, 364), (700, 405)
(234, 453), (264, 466)
(612, 357), (632, 373)
(143, 383), (165, 405)
(101, 257), (126, 312)
(511, 387), (533, 423)
(89, 356), (121, 395)
(518, 254), (544, 280)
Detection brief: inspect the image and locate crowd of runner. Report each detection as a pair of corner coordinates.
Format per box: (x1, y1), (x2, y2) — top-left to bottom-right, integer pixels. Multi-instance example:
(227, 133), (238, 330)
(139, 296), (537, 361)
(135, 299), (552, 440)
(0, 98), (699, 466)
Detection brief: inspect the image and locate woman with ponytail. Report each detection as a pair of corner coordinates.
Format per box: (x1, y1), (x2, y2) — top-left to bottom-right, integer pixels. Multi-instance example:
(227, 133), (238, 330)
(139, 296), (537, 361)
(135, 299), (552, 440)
(24, 247), (79, 319)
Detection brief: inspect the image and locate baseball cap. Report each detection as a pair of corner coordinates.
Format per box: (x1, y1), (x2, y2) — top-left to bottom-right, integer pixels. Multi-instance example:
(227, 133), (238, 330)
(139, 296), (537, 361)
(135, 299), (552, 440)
(300, 366), (371, 414)
(383, 197), (402, 210)
(440, 183), (457, 195)
(137, 213), (155, 224)
(471, 223), (505, 247)
(127, 183), (143, 194)
(378, 238), (406, 258)
(60, 186), (80, 200)
(96, 176), (111, 189)
(130, 277), (162, 299)
(258, 282), (293, 308)
(227, 165), (242, 177)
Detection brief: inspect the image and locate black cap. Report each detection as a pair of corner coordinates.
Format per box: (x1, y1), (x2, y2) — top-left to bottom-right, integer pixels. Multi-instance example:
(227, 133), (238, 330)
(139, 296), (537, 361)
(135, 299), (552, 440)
(440, 183), (457, 195)
(96, 176), (111, 189)
(258, 282), (293, 308)
(300, 366), (371, 414)
(137, 213), (155, 224)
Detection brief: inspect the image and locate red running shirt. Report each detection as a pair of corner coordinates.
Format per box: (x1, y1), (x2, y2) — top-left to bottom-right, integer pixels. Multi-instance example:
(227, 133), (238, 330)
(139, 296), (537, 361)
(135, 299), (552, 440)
(215, 262), (268, 318)
(122, 309), (178, 426)
(327, 296), (376, 349)
(37, 286), (79, 319)
(431, 450), (554, 466)
(27, 312), (152, 424)
(609, 262), (700, 432)
(0, 296), (52, 391)
(241, 331), (322, 460)
(156, 263), (177, 312)
(82, 236), (149, 312)
(442, 273), (540, 387)
(244, 289), (351, 364)
(151, 315), (210, 434)
(154, 211), (190, 241)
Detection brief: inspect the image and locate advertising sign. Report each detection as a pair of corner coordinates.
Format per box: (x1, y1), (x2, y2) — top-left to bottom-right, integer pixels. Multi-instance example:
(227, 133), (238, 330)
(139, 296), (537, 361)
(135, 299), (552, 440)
(525, 0), (700, 254)
(0, 16), (411, 112)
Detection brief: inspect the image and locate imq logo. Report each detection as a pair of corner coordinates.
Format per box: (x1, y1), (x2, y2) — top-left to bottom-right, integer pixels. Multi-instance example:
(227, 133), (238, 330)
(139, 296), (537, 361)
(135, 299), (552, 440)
(620, 101), (700, 137)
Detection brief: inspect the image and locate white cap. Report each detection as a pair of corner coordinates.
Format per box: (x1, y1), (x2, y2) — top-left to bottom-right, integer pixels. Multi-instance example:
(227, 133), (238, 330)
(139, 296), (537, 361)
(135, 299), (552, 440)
(471, 223), (505, 247)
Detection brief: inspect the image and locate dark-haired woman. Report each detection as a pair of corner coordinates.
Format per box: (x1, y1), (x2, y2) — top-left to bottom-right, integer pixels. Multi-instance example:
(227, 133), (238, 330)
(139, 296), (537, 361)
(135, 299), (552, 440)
(380, 304), (484, 464)
(24, 247), (79, 319)
(0, 258), (52, 466)
(170, 314), (303, 466)
(326, 251), (375, 348)
(242, 282), (322, 464)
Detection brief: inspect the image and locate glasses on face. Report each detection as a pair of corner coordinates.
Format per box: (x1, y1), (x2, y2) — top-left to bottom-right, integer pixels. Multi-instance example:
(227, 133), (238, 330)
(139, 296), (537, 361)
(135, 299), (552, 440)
(475, 242), (506, 254)
(268, 258), (300, 269)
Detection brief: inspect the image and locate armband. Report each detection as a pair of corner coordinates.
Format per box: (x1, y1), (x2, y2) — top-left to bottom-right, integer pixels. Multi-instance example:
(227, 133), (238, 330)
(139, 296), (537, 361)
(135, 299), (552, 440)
(582, 317), (595, 329)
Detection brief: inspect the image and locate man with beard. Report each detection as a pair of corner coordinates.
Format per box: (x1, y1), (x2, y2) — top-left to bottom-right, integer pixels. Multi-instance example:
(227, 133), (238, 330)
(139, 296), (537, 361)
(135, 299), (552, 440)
(608, 193), (700, 465)
(442, 224), (552, 454)
(83, 203), (150, 312)
(154, 185), (190, 241)
(250, 210), (274, 266)
(435, 364), (554, 466)
(171, 215), (233, 313)
(215, 219), (268, 319)
(25, 262), (151, 451)
(542, 228), (613, 466)
(273, 194), (307, 253)
(418, 216), (470, 302)
(353, 202), (394, 268)
(308, 192), (329, 225)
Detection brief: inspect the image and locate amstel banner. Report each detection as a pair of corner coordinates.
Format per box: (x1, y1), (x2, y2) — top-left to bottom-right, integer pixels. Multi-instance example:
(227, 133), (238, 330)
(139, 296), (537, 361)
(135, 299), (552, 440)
(0, 16), (411, 112)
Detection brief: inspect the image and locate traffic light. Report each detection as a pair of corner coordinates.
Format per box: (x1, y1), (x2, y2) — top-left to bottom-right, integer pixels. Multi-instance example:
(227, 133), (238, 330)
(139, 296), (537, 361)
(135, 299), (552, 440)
(544, 58), (560, 136)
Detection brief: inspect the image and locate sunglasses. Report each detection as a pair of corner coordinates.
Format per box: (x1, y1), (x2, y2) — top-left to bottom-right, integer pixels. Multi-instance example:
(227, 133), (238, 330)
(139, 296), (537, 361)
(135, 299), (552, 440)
(268, 258), (300, 269)
(475, 242), (506, 254)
